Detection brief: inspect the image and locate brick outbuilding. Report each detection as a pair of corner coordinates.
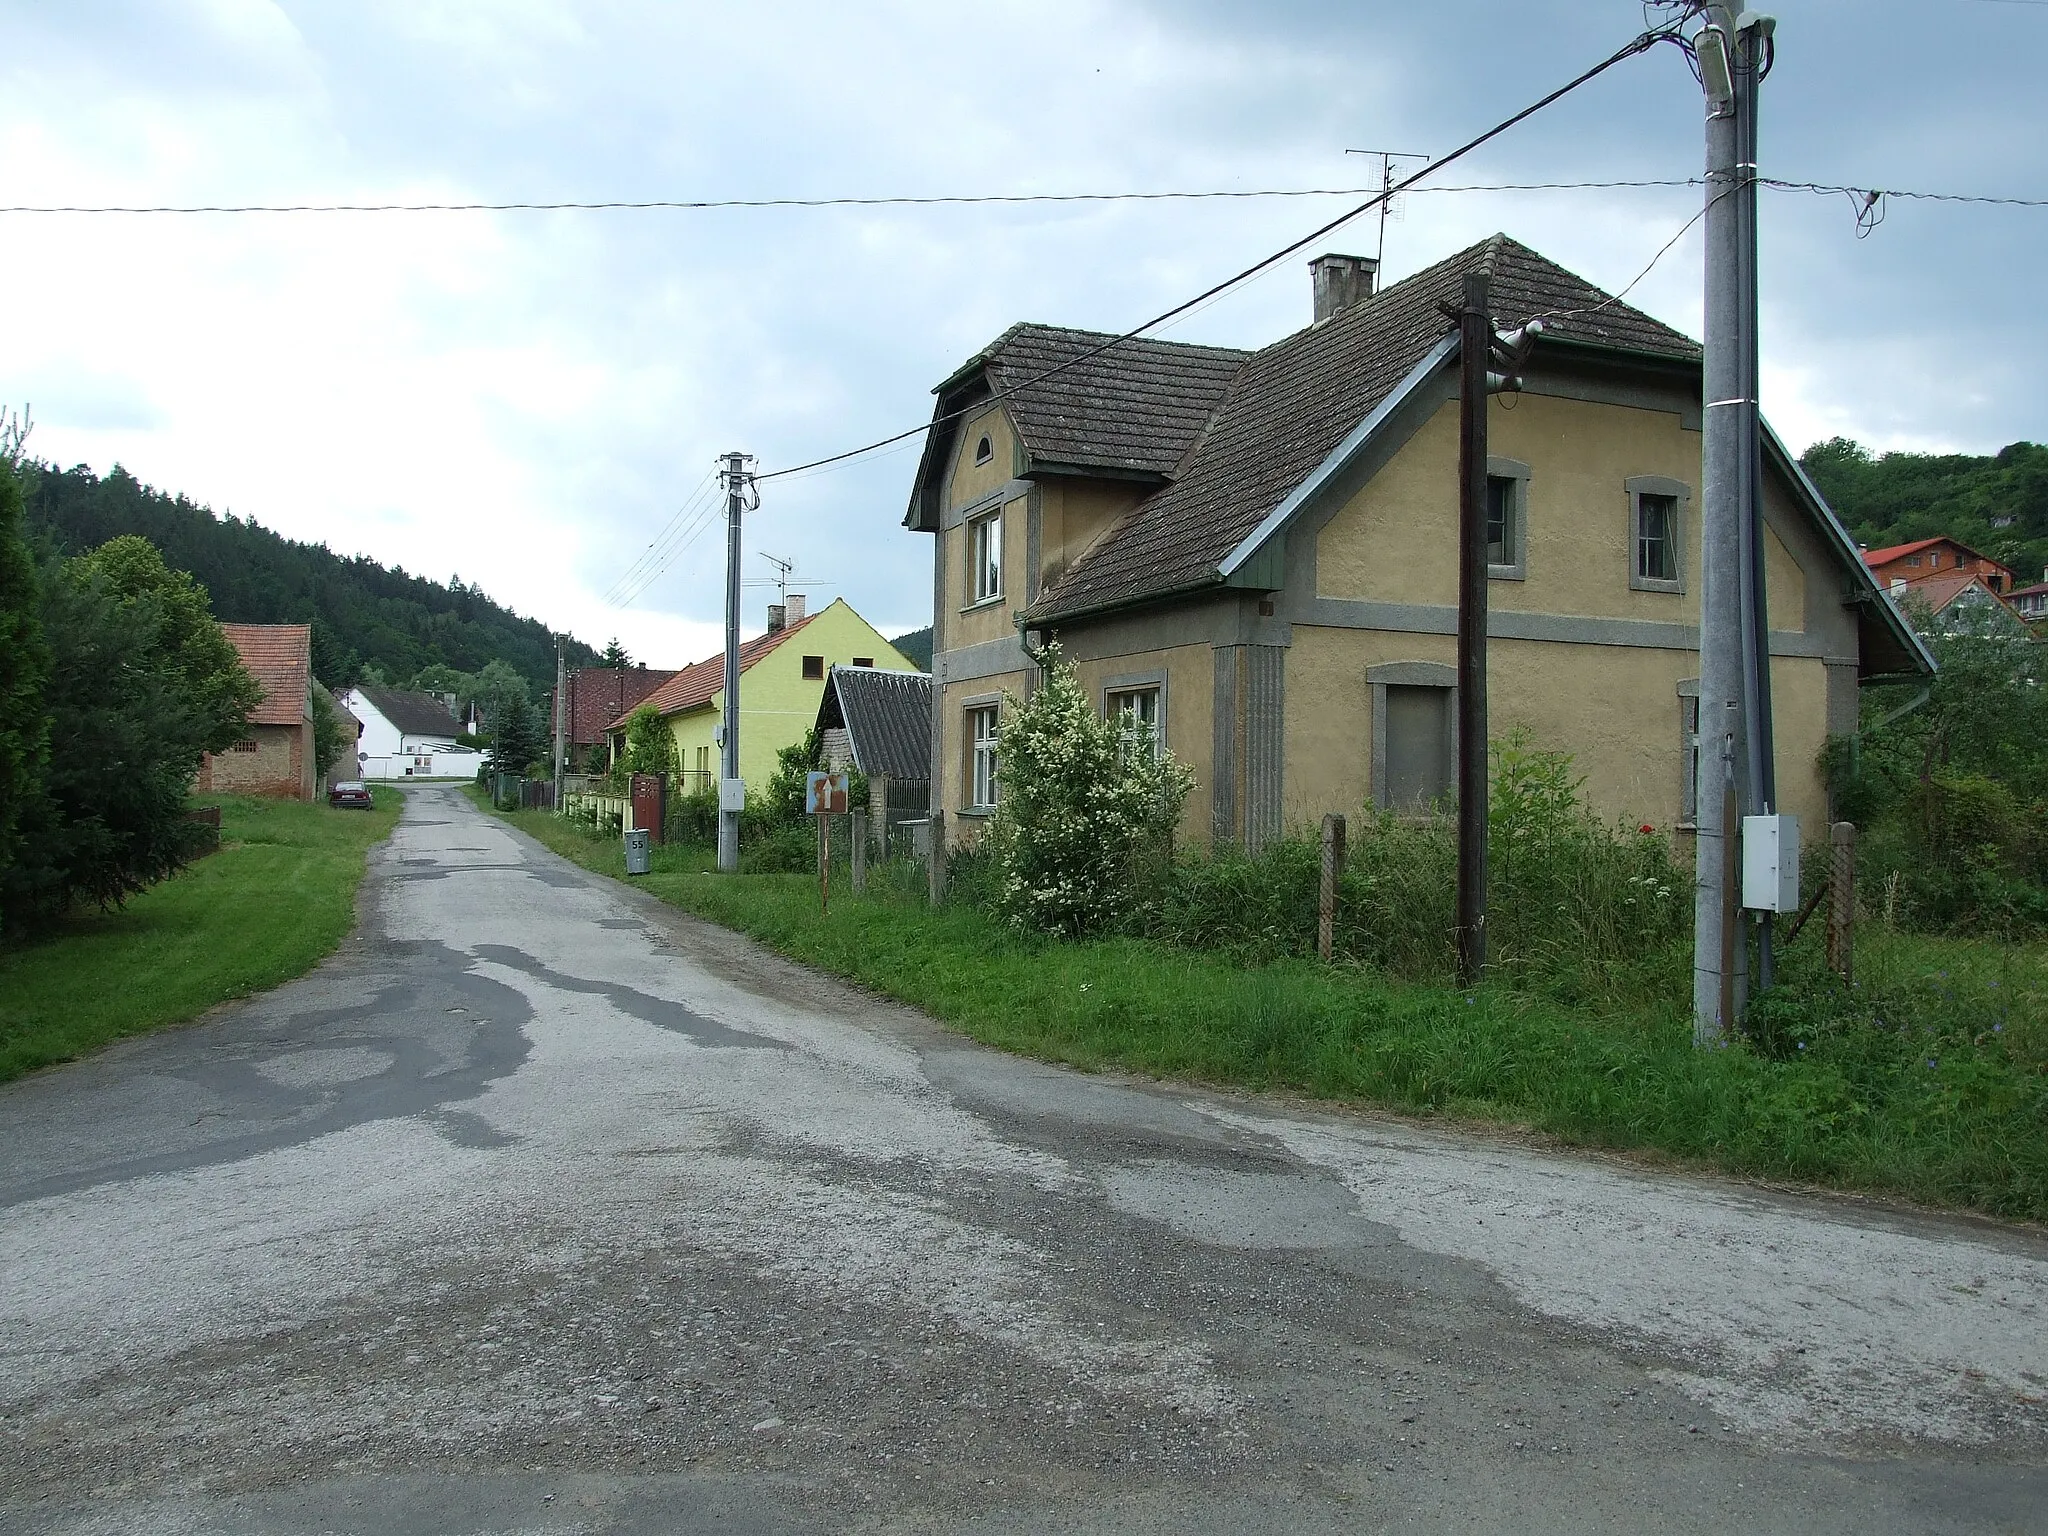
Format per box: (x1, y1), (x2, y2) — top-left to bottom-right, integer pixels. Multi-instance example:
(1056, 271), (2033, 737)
(197, 624), (317, 801)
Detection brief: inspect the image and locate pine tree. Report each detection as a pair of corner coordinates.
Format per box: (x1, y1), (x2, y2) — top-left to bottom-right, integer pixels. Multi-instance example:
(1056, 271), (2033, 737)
(0, 464), (51, 928)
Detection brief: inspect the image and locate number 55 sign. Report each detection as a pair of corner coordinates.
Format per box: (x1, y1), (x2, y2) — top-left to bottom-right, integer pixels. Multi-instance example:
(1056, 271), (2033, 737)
(804, 771), (849, 816)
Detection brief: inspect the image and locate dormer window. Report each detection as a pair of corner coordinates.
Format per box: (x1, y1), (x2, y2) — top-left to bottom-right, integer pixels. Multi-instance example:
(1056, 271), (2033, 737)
(974, 434), (993, 466)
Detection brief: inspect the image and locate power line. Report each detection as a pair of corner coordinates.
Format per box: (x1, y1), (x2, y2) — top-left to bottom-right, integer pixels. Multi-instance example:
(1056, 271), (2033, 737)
(1762, 178), (2048, 209)
(6, 176), (2038, 219)
(755, 19), (1693, 484)
(604, 469), (720, 607)
(0, 179), (1702, 217)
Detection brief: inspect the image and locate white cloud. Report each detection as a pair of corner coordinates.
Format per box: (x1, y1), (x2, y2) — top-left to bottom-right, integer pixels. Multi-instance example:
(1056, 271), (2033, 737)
(1, 0), (2037, 665)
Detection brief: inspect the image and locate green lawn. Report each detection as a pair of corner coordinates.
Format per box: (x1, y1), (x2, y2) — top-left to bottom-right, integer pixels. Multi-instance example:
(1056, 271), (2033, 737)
(0, 790), (401, 1081)
(486, 796), (2048, 1224)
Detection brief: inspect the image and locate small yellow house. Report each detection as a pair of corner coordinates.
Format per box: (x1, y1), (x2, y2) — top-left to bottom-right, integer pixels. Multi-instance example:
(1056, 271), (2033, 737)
(609, 597), (919, 793)
(904, 234), (1933, 852)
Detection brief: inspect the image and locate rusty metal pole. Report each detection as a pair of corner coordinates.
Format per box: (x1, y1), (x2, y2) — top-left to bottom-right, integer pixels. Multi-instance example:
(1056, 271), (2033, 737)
(819, 813), (830, 915)
(1319, 814), (1347, 962)
(1455, 271), (1491, 987)
(1827, 820), (1855, 982)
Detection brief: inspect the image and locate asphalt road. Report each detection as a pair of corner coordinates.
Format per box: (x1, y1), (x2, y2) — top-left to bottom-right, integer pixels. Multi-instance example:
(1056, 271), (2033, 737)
(3, 784), (2045, 1535)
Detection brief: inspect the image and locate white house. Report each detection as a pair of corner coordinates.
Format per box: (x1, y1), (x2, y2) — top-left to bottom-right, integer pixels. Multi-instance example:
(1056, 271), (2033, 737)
(340, 685), (488, 781)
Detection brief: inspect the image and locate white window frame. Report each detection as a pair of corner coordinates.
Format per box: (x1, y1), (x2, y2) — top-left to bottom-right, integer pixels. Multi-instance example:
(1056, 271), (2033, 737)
(1627, 475), (1690, 594)
(1106, 684), (1162, 762)
(968, 506), (1004, 605)
(968, 703), (1000, 811)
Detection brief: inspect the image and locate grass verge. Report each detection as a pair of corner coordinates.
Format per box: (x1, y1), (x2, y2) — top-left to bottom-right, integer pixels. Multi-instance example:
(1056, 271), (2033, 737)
(484, 793), (2048, 1224)
(0, 790), (400, 1081)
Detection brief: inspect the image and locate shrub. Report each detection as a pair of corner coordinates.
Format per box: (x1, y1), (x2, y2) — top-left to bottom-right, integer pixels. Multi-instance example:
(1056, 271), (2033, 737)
(617, 704), (677, 780)
(983, 648), (1193, 938)
(665, 784), (719, 845)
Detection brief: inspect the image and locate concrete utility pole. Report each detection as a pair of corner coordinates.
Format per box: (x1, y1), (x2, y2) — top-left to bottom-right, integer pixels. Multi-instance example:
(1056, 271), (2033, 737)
(717, 451), (756, 874)
(553, 635), (566, 804)
(1692, 5), (1777, 1042)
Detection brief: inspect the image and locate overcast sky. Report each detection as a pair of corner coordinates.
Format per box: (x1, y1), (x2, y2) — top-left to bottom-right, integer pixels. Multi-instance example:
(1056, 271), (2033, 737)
(2, 0), (2040, 665)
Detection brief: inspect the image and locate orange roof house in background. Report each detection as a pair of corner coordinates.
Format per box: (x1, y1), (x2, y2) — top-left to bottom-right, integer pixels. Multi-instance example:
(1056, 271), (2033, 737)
(197, 623), (318, 801)
(1862, 536), (2014, 595)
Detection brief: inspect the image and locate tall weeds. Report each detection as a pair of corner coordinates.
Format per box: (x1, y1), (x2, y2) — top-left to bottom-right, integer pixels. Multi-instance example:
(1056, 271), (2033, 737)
(1148, 734), (1691, 1004)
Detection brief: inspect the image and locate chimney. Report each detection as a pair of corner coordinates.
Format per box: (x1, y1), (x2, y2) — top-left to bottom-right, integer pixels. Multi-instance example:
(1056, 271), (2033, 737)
(1310, 253), (1378, 323)
(767, 603), (786, 633)
(786, 593), (807, 625)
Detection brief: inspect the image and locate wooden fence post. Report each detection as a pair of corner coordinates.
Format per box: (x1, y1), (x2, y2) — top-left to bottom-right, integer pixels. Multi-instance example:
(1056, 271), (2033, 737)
(1827, 820), (1855, 982)
(851, 808), (868, 893)
(928, 809), (947, 905)
(1319, 813), (1346, 962)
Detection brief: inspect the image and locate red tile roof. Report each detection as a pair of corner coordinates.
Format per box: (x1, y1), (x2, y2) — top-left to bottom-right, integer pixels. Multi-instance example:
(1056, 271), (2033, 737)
(607, 608), (824, 730)
(1902, 571), (2016, 616)
(220, 623), (311, 726)
(560, 666), (678, 745)
(1861, 535), (2009, 578)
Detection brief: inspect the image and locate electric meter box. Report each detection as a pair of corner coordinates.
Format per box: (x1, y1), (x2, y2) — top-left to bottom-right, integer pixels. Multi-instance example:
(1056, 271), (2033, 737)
(1741, 813), (1801, 913)
(718, 777), (747, 813)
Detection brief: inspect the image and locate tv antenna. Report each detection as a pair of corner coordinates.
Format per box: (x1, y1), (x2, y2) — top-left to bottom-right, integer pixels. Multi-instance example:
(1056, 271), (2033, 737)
(759, 551), (795, 604)
(1344, 148), (1429, 265)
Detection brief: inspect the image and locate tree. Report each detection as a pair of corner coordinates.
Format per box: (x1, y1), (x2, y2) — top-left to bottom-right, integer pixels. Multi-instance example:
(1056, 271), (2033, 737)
(1, 557), (221, 922)
(472, 658), (529, 733)
(311, 685), (352, 781)
(984, 648), (1193, 937)
(486, 692), (545, 777)
(600, 637), (631, 669)
(72, 535), (260, 753)
(0, 456), (51, 932)
(410, 662), (474, 700)
(619, 703), (679, 779)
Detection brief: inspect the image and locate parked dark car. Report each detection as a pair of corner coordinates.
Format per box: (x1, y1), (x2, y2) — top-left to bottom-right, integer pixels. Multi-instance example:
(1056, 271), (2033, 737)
(328, 781), (374, 810)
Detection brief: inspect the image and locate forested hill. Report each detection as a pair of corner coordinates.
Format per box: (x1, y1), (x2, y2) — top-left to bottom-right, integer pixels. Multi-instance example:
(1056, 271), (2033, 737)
(20, 462), (595, 689)
(1800, 438), (2048, 585)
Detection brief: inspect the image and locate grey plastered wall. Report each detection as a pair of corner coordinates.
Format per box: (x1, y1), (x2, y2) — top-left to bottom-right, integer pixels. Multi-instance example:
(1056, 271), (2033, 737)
(1212, 647), (1239, 846)
(1245, 645), (1285, 850)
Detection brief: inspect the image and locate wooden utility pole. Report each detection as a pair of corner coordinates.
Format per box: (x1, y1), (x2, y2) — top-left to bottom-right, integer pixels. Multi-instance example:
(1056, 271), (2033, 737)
(1827, 821), (1855, 982)
(1455, 271), (1491, 987)
(1318, 814), (1346, 963)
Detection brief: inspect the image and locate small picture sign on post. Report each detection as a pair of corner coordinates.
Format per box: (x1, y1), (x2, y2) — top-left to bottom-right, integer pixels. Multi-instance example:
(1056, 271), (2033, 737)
(804, 771), (849, 816)
(805, 771), (850, 912)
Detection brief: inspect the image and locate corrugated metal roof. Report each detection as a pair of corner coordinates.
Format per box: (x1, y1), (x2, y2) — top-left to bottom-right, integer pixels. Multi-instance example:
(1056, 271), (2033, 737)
(220, 623), (311, 726)
(817, 666), (931, 781)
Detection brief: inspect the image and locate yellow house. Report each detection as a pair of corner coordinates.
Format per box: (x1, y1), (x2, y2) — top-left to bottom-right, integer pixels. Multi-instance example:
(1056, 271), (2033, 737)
(904, 235), (1933, 851)
(609, 597), (919, 794)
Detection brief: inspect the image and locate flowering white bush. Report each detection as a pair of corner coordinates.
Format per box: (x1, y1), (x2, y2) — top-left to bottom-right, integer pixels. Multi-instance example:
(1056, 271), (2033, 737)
(986, 647), (1194, 937)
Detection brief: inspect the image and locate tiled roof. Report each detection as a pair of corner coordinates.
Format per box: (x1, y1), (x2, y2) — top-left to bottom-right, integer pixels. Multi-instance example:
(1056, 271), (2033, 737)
(356, 686), (461, 737)
(608, 608), (824, 729)
(1025, 235), (1700, 623)
(977, 324), (1250, 477)
(818, 666), (931, 781)
(1861, 536), (1948, 567)
(220, 623), (311, 726)
(561, 666), (677, 745)
(1862, 535), (2006, 573)
(1905, 572), (2013, 616)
